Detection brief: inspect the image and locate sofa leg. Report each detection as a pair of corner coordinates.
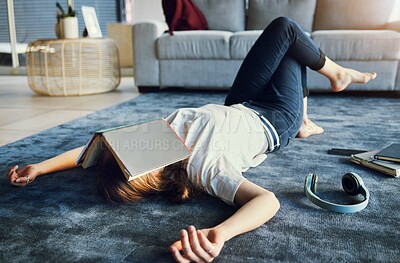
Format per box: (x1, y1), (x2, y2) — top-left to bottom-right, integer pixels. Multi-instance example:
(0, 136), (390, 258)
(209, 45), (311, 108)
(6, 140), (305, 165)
(137, 86), (161, 93)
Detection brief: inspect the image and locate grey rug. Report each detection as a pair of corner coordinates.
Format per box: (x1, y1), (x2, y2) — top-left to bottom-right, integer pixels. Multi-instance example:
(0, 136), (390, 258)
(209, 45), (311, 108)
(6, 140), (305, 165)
(0, 91), (399, 263)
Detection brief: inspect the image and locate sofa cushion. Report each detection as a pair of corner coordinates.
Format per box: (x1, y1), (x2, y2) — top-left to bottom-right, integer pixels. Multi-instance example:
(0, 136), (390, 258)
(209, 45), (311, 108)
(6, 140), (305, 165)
(247, 0), (317, 32)
(157, 31), (232, 60)
(193, 0), (245, 32)
(230, 31), (262, 59)
(311, 30), (400, 60)
(313, 0), (400, 30)
(230, 30), (311, 60)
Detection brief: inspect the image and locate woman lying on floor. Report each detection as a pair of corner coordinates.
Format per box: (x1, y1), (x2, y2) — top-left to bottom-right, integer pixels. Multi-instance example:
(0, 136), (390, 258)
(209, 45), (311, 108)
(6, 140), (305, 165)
(7, 17), (376, 263)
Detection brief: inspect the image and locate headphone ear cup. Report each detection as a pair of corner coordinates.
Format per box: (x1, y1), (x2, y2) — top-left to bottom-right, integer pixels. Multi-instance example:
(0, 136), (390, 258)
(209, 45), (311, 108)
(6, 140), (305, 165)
(311, 174), (318, 193)
(342, 172), (361, 196)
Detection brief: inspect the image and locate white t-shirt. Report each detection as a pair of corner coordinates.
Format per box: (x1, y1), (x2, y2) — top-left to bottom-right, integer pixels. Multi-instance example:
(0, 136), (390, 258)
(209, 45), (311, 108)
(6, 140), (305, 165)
(165, 104), (272, 206)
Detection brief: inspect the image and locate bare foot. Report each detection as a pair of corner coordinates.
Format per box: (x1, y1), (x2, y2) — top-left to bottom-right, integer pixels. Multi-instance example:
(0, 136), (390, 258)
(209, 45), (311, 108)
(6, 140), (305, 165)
(318, 57), (377, 92)
(297, 119), (324, 138)
(331, 69), (377, 92)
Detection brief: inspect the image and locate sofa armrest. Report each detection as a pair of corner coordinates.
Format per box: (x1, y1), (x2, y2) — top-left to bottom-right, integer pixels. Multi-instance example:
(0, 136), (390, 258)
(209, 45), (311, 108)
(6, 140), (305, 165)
(133, 20), (168, 87)
(385, 20), (400, 31)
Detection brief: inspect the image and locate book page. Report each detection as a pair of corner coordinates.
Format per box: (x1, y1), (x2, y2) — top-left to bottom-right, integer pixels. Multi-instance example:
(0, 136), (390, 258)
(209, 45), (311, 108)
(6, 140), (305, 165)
(81, 135), (106, 169)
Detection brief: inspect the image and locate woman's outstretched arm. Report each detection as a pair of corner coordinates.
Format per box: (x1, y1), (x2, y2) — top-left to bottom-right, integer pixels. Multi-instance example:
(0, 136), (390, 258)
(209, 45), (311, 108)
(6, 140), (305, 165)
(7, 146), (85, 187)
(169, 180), (280, 262)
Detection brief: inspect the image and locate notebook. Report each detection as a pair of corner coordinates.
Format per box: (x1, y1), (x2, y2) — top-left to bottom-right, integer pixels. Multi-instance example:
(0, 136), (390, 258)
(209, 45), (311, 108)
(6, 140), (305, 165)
(350, 150), (400, 178)
(76, 119), (191, 181)
(374, 143), (400, 163)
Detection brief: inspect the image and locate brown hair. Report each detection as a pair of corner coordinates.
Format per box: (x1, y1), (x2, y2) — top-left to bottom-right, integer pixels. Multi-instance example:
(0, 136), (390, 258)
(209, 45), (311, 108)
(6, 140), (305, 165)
(96, 149), (196, 204)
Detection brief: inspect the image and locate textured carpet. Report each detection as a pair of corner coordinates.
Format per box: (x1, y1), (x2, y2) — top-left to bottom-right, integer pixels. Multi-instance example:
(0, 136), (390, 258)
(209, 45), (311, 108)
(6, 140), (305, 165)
(0, 91), (399, 263)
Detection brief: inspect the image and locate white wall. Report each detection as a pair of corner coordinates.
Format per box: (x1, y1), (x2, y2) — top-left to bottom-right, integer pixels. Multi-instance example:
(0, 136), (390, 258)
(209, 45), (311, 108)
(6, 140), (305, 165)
(132, 0), (165, 23)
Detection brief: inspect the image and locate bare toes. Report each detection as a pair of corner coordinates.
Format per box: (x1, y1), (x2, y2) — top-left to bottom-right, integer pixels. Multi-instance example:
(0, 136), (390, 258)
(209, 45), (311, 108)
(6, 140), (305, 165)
(366, 72), (377, 81)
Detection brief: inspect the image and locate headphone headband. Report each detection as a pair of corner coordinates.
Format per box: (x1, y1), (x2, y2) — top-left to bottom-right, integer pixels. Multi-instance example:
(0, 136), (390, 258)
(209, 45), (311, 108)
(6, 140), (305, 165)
(304, 173), (369, 213)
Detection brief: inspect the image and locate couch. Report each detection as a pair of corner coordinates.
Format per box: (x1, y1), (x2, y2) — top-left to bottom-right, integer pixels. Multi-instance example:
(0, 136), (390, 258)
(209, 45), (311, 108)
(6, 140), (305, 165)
(133, 0), (400, 93)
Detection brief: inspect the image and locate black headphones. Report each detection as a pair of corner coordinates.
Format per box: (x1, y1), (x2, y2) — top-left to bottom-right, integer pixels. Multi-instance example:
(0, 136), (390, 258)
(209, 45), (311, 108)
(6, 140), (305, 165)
(304, 172), (370, 213)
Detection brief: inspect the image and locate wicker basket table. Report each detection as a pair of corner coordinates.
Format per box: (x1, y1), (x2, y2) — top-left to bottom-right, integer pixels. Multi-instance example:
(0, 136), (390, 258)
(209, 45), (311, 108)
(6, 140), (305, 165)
(26, 38), (121, 96)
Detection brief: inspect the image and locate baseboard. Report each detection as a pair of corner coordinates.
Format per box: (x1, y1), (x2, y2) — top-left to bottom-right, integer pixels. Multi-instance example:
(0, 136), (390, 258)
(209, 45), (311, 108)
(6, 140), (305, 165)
(0, 66), (27, 75)
(0, 66), (134, 77)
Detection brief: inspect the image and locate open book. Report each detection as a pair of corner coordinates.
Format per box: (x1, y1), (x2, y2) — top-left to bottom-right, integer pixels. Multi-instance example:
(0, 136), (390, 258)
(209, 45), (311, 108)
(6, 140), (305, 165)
(76, 119), (191, 181)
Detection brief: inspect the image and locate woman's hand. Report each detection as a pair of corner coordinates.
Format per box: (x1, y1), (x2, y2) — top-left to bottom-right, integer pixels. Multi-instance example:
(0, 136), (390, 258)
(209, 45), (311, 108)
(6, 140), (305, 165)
(169, 225), (225, 263)
(6, 164), (41, 187)
(168, 181), (280, 262)
(5, 146), (85, 187)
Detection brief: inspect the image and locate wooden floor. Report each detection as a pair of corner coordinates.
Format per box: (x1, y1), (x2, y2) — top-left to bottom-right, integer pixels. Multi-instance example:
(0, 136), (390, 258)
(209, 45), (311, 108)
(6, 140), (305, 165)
(0, 76), (140, 147)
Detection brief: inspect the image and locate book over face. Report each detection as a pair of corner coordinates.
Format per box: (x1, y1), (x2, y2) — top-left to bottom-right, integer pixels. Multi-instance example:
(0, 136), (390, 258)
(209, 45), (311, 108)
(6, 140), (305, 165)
(76, 119), (191, 181)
